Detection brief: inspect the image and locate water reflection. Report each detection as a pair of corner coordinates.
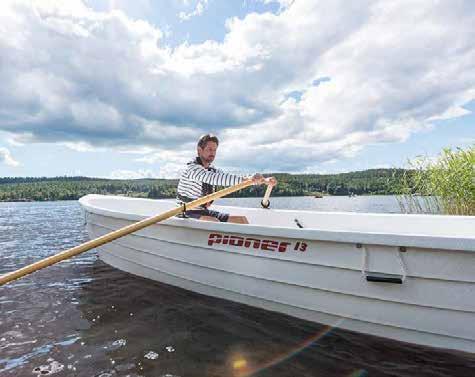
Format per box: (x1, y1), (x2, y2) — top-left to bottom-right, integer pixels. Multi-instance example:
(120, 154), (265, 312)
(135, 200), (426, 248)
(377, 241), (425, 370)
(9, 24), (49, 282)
(72, 260), (475, 377)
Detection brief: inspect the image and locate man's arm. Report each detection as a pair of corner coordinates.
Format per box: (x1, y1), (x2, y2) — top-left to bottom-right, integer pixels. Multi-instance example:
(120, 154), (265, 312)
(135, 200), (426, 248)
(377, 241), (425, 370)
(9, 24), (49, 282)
(187, 165), (243, 186)
(186, 165), (265, 186)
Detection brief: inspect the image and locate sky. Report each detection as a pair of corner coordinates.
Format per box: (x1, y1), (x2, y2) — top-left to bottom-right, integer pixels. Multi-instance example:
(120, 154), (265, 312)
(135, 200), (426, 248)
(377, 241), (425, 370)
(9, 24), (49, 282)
(0, 0), (473, 179)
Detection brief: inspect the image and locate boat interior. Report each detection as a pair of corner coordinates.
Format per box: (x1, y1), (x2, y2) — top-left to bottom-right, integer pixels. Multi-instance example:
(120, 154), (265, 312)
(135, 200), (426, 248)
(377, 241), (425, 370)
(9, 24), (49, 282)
(80, 195), (475, 239)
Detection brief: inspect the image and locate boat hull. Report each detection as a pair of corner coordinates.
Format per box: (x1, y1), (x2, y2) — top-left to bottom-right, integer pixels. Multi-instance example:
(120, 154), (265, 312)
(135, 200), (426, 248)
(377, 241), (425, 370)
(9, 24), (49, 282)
(81, 205), (475, 354)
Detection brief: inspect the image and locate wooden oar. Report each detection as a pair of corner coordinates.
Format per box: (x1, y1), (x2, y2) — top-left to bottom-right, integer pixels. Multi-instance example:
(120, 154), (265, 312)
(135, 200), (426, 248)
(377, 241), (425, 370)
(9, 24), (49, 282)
(0, 179), (256, 286)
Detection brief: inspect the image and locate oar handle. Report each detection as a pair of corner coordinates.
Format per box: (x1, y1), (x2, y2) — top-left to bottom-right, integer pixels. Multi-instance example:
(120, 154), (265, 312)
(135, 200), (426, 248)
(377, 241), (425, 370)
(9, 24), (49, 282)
(261, 181), (274, 209)
(0, 179), (255, 286)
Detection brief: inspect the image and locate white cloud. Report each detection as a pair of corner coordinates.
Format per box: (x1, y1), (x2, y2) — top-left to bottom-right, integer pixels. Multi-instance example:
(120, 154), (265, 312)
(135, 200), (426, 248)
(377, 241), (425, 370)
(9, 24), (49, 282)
(135, 147), (192, 178)
(84, 0), (154, 23)
(61, 141), (97, 152)
(0, 0), (474, 174)
(179, 0), (208, 21)
(107, 169), (156, 179)
(428, 105), (471, 121)
(261, 0), (294, 12)
(107, 165), (183, 179)
(0, 147), (20, 167)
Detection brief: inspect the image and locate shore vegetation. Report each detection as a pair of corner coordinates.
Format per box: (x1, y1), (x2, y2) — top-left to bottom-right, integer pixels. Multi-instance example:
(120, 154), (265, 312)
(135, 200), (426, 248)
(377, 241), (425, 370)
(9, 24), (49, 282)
(395, 146), (474, 215)
(0, 169), (404, 202)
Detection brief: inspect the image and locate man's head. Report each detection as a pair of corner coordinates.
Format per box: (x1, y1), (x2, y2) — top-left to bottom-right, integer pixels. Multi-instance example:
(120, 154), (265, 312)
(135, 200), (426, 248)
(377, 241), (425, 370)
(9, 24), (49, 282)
(197, 134), (219, 166)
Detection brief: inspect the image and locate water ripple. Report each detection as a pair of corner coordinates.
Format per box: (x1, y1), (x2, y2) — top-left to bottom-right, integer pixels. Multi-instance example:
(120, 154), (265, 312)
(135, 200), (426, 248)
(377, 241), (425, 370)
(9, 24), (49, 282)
(1, 200), (474, 376)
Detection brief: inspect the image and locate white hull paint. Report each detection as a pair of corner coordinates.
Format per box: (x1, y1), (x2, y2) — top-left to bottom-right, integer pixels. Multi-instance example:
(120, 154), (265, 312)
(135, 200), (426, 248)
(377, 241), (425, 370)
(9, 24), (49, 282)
(79, 195), (475, 353)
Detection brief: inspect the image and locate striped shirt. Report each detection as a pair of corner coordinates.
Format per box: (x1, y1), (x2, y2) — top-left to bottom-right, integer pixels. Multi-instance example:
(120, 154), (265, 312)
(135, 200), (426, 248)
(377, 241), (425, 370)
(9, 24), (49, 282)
(176, 157), (244, 209)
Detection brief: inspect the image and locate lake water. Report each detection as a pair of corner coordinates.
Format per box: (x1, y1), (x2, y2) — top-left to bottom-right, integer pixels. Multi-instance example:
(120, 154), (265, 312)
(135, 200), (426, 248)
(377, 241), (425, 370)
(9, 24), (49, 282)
(1, 197), (473, 376)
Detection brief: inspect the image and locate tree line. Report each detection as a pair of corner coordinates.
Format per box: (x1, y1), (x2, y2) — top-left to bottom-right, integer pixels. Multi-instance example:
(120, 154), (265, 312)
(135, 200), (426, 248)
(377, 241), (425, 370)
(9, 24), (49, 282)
(0, 169), (407, 202)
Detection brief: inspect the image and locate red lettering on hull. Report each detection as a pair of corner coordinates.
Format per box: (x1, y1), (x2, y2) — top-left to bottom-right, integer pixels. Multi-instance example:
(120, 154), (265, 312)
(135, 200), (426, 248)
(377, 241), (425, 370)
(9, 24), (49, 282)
(207, 233), (307, 253)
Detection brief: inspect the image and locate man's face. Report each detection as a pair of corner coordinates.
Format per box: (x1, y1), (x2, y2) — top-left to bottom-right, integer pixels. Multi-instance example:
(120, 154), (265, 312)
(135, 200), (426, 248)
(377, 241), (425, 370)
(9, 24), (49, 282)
(198, 141), (218, 165)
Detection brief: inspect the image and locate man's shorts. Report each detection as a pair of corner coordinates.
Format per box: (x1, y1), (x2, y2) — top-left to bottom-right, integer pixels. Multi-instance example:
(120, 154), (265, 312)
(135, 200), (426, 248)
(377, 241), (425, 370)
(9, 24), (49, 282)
(183, 208), (229, 222)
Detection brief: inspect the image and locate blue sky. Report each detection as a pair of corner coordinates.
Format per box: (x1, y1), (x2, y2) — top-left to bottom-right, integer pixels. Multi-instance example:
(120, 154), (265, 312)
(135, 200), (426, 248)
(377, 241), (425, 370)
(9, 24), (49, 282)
(0, 0), (473, 178)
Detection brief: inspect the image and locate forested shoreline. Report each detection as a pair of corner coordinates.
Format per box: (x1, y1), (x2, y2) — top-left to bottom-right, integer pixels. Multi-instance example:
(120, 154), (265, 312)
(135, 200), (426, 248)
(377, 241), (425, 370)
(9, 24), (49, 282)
(0, 169), (406, 202)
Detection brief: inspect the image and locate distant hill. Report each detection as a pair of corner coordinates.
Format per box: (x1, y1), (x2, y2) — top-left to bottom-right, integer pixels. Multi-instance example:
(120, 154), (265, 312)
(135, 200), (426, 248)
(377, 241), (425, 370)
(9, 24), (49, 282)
(0, 169), (407, 202)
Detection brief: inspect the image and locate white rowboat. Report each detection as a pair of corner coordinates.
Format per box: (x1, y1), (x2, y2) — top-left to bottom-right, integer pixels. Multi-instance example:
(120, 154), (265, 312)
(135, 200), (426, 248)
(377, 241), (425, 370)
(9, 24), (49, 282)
(79, 194), (475, 353)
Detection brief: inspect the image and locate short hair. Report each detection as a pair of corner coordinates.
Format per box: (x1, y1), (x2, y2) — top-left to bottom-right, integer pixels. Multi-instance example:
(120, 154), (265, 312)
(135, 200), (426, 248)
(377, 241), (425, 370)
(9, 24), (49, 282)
(197, 134), (219, 148)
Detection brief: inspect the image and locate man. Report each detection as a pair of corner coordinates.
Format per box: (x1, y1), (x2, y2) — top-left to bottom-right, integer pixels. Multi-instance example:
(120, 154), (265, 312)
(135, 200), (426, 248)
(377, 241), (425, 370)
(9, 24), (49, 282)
(176, 134), (276, 223)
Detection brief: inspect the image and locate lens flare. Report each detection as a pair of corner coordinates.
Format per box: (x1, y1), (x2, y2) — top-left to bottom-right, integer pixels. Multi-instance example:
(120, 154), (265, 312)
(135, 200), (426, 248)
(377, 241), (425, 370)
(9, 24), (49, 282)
(234, 319), (344, 376)
(233, 358), (248, 370)
(347, 369), (368, 377)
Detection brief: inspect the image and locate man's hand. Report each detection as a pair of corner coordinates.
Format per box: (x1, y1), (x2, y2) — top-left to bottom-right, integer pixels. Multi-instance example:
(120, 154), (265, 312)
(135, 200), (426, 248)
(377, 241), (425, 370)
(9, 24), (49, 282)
(249, 174), (277, 186)
(250, 173), (265, 185)
(266, 176), (277, 186)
